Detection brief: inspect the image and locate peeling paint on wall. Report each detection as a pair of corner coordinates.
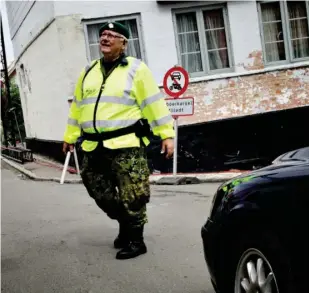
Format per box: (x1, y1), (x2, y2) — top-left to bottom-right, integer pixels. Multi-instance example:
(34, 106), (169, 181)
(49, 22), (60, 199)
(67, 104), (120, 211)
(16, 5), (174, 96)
(203, 79), (228, 106)
(289, 68), (309, 82)
(238, 50), (265, 71)
(162, 67), (309, 126)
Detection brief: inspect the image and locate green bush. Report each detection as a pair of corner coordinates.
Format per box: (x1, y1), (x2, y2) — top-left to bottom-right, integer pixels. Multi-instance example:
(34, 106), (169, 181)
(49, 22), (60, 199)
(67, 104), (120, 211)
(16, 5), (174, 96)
(1, 81), (26, 146)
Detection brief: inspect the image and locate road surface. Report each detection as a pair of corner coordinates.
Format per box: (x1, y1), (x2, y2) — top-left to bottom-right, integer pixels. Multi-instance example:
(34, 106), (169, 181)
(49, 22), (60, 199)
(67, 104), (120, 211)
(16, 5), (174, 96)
(2, 166), (220, 293)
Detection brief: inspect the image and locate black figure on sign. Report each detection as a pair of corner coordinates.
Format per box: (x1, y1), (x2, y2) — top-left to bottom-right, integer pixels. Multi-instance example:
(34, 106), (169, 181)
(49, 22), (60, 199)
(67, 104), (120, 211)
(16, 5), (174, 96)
(169, 71), (182, 91)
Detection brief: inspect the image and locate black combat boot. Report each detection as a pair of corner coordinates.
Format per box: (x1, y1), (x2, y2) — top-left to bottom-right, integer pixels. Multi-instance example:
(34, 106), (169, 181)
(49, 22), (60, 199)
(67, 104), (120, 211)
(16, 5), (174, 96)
(115, 226), (147, 260)
(114, 222), (129, 249)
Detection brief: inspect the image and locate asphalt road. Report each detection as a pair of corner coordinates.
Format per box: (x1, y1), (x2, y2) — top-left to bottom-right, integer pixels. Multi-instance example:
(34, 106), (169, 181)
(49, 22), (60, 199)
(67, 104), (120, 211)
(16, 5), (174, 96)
(1, 166), (220, 293)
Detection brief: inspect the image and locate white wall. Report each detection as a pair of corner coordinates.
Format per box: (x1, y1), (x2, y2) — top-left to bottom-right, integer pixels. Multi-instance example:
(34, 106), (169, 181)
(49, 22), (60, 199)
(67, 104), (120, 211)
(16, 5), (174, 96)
(11, 0), (276, 141)
(15, 15), (88, 140)
(5, 0), (36, 37)
(5, 1), (55, 59)
(227, 1), (262, 73)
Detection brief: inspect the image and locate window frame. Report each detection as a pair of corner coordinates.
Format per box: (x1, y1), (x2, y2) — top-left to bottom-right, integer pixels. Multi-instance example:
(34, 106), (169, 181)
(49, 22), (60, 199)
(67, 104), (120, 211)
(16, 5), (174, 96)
(172, 4), (234, 78)
(258, 0), (309, 66)
(82, 13), (147, 63)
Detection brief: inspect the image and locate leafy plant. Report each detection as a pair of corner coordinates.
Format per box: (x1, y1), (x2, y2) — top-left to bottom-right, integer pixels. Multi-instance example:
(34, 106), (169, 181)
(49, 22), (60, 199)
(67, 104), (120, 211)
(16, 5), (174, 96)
(1, 80), (26, 145)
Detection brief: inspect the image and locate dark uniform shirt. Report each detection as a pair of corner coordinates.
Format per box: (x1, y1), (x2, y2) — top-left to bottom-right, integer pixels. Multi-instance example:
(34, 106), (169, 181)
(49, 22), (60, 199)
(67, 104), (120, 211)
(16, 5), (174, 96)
(101, 53), (128, 78)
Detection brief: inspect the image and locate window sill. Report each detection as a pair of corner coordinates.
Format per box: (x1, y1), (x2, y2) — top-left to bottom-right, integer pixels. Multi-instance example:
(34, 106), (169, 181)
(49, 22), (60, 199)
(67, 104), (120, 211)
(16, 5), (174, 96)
(158, 60), (309, 88)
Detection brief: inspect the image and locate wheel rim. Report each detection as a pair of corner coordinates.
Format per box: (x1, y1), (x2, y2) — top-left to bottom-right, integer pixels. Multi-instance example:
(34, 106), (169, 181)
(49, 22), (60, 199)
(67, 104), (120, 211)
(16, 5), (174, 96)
(234, 248), (279, 293)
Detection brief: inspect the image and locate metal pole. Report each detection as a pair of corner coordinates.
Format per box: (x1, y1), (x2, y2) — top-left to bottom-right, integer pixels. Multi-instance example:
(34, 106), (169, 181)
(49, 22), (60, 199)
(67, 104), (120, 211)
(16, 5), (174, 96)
(0, 13), (9, 147)
(173, 117), (178, 176)
(1, 13), (16, 146)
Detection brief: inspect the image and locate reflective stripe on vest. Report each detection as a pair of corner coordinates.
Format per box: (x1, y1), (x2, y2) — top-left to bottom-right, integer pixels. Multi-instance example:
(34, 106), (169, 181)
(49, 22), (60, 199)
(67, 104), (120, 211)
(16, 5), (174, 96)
(81, 119), (139, 130)
(150, 114), (173, 128)
(140, 92), (164, 111)
(123, 59), (141, 97)
(67, 117), (79, 126)
(78, 95), (136, 107)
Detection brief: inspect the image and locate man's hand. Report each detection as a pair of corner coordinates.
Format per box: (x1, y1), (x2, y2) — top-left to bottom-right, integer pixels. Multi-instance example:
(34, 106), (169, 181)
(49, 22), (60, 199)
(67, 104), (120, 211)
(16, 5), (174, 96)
(63, 142), (74, 154)
(161, 138), (174, 159)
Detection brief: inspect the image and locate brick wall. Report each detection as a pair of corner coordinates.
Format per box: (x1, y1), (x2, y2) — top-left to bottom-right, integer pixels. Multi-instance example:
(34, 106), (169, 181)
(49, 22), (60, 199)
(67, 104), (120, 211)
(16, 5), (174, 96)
(161, 67), (309, 126)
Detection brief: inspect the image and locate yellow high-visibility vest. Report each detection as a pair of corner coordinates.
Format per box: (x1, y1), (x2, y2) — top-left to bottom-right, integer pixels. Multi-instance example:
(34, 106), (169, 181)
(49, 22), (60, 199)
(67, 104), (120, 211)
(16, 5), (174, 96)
(63, 56), (175, 152)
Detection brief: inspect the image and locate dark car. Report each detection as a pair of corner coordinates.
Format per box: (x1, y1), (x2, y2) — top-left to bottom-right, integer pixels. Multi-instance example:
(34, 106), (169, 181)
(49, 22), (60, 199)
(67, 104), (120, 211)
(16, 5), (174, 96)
(201, 147), (309, 293)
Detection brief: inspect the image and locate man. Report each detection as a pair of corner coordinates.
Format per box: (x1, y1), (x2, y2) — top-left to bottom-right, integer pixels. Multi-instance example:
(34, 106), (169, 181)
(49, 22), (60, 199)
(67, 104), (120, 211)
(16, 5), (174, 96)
(63, 21), (175, 260)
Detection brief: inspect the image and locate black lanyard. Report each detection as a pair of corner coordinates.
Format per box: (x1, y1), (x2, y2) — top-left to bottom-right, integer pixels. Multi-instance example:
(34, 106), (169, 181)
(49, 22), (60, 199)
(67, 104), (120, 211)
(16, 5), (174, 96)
(92, 61), (120, 134)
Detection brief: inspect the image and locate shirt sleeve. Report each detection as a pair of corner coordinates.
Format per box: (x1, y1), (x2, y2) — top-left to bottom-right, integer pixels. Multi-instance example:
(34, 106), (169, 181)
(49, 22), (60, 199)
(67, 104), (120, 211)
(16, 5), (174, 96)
(63, 68), (85, 144)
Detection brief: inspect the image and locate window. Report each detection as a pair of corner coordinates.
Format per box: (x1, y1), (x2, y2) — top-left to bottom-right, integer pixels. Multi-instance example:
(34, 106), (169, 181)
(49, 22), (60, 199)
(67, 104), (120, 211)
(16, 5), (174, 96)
(259, 1), (309, 64)
(85, 16), (144, 61)
(173, 6), (232, 76)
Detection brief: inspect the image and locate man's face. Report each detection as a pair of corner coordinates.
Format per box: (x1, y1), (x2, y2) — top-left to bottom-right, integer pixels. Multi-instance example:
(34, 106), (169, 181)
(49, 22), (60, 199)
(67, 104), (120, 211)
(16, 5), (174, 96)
(99, 29), (126, 57)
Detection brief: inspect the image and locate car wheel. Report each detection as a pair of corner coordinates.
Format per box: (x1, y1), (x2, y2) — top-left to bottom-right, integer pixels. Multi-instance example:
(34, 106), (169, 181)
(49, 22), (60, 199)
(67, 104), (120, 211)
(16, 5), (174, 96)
(219, 229), (296, 293)
(234, 248), (279, 293)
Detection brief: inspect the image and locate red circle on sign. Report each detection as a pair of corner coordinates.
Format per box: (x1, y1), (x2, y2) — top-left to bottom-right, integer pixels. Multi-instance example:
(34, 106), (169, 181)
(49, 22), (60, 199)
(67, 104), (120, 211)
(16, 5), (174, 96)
(163, 66), (189, 97)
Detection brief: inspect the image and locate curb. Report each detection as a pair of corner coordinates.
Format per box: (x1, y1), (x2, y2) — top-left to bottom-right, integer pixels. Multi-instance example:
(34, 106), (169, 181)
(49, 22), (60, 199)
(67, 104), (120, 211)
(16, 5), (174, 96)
(150, 174), (239, 184)
(151, 175), (241, 184)
(1, 157), (240, 184)
(1, 157), (82, 184)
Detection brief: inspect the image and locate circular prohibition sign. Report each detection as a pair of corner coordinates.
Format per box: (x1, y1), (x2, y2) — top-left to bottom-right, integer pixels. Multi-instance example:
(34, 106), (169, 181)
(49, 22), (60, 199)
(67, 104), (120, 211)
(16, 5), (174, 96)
(163, 66), (189, 97)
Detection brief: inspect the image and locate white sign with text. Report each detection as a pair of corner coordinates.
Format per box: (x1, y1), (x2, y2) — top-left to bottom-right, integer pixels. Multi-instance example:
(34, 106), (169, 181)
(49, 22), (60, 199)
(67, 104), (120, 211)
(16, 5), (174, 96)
(165, 97), (194, 117)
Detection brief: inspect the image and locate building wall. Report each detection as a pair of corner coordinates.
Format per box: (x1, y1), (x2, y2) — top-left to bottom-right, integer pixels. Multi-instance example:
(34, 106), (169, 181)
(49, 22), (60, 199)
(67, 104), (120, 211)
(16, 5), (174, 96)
(5, 1), (55, 59)
(5, 0), (36, 38)
(6, 0), (309, 142)
(14, 16), (88, 140)
(173, 67), (309, 126)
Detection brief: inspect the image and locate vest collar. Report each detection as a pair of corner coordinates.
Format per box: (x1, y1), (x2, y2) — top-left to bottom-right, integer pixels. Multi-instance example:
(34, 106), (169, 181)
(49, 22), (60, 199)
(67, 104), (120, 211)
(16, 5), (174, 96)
(119, 53), (128, 66)
(101, 53), (128, 67)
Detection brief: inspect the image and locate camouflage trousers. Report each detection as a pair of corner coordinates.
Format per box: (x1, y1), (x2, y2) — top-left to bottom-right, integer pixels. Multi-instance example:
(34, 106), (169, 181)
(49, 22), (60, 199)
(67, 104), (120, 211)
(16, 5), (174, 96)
(80, 145), (150, 228)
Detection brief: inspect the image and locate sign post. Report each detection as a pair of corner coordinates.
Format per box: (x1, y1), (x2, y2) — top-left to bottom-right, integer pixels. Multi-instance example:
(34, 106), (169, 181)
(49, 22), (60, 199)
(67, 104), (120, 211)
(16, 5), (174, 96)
(163, 66), (193, 176)
(173, 117), (178, 176)
(165, 96), (194, 176)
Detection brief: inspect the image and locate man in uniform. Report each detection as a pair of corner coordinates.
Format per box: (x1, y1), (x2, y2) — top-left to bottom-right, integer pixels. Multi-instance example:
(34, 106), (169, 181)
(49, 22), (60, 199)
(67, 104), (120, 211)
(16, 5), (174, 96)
(63, 21), (175, 260)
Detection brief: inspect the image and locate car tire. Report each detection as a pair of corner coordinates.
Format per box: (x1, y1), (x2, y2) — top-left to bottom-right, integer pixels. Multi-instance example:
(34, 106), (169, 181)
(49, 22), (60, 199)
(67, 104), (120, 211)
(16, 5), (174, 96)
(219, 228), (297, 293)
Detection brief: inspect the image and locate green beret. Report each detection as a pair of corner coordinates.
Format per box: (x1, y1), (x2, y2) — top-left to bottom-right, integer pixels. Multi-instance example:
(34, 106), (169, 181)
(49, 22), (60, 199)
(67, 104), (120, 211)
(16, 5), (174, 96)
(98, 21), (130, 39)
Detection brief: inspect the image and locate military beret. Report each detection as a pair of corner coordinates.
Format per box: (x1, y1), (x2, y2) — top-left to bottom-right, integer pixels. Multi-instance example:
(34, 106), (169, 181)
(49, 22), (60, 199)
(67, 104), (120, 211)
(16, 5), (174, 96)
(98, 21), (130, 39)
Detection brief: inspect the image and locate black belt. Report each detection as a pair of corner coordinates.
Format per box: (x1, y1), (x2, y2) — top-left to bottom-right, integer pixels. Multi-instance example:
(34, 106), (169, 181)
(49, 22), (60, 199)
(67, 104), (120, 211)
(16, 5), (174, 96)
(82, 119), (151, 142)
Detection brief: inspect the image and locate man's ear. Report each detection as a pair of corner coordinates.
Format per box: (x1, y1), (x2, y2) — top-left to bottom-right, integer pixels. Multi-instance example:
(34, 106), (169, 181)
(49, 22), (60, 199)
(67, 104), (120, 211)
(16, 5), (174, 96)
(118, 38), (127, 54)
(122, 39), (128, 50)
